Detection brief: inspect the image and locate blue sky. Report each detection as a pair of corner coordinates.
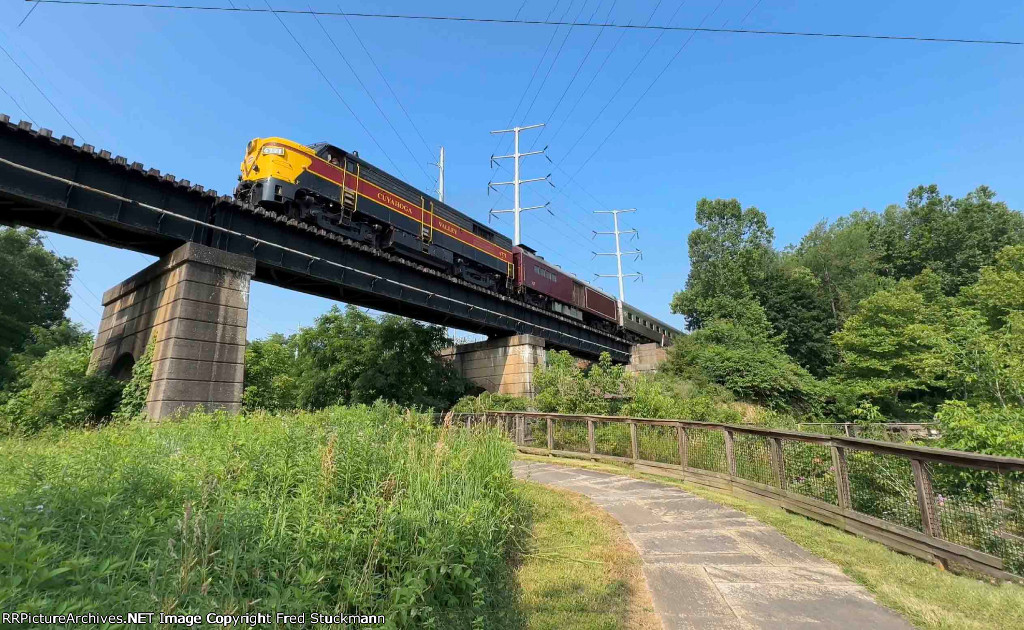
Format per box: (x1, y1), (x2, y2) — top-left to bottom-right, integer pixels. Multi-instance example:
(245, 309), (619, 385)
(2, 0), (1022, 339)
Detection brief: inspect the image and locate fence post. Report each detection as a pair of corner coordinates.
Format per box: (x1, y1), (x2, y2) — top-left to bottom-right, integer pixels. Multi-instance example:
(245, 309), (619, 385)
(546, 417), (554, 451)
(677, 424), (688, 469)
(911, 458), (943, 538)
(769, 437), (786, 489)
(831, 445), (852, 510)
(588, 420), (596, 457)
(723, 429), (737, 477)
(515, 414), (524, 446)
(630, 422), (639, 461)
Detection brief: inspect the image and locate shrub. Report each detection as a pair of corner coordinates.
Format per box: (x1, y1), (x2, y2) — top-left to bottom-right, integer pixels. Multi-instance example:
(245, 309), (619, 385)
(112, 338), (154, 421)
(0, 404), (528, 627)
(0, 340), (122, 434)
(451, 391), (530, 414)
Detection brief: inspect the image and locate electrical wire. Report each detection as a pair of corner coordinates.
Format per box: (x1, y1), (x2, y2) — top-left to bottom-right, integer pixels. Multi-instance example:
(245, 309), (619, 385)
(32, 2), (1024, 46)
(567, 0), (725, 181)
(490, 0), (568, 160)
(335, 4), (435, 158)
(261, 1), (408, 179)
(309, 8), (435, 187)
(0, 40), (85, 140)
(528, 0), (619, 151)
(517, 0), (596, 127)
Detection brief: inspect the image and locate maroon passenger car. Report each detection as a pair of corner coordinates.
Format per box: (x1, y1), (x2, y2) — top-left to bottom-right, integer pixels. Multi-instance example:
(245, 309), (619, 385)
(513, 246), (617, 330)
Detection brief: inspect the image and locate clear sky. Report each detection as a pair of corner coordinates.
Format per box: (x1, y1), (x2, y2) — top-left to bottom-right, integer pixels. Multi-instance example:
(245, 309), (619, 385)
(2, 1), (1022, 339)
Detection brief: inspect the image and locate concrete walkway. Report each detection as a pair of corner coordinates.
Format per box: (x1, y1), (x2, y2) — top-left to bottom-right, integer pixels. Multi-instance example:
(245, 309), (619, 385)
(514, 460), (914, 630)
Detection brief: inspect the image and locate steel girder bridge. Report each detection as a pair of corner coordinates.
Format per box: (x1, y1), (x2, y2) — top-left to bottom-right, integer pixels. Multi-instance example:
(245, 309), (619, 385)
(0, 115), (631, 362)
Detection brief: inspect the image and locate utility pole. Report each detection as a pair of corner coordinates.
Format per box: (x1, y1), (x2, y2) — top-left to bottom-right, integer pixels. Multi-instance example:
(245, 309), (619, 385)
(488, 123), (550, 246)
(593, 209), (642, 302)
(434, 146), (445, 202)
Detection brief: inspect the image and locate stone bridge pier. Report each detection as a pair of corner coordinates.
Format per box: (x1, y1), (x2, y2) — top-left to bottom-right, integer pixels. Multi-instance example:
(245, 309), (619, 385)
(443, 336), (671, 398)
(441, 335), (547, 398)
(89, 242), (255, 419)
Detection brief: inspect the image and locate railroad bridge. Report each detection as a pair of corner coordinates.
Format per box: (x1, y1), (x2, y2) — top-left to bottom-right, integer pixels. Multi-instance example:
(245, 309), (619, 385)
(0, 116), (644, 417)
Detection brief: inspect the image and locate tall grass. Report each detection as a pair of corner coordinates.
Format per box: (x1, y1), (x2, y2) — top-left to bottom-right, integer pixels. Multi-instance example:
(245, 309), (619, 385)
(0, 404), (528, 628)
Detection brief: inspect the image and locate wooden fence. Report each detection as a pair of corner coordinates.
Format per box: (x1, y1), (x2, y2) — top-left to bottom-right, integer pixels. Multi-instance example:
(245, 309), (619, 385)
(450, 411), (1024, 581)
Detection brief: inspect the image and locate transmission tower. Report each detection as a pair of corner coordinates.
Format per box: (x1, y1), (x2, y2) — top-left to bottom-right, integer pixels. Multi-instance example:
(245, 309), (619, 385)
(488, 123), (551, 245)
(593, 208), (642, 302)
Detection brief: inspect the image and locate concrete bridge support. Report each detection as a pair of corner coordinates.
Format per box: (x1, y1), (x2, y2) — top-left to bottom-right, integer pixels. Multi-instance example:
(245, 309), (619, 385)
(626, 342), (669, 375)
(441, 334), (547, 398)
(90, 242), (255, 419)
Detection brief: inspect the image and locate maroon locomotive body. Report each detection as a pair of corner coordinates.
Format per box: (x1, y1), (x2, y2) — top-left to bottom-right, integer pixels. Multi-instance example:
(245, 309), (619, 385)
(513, 246), (617, 329)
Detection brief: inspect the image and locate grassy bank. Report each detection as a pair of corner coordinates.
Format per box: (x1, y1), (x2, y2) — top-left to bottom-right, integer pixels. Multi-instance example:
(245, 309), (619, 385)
(516, 482), (658, 630)
(0, 405), (527, 627)
(520, 454), (1024, 630)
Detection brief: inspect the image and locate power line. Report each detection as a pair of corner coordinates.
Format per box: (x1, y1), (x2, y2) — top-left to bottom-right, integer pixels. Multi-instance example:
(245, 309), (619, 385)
(261, 1), (407, 179)
(33, 2), (1024, 46)
(529, 0), (619, 150)
(557, 0), (690, 169)
(0, 40), (85, 140)
(740, 0), (764, 25)
(567, 0), (725, 181)
(309, 8), (434, 187)
(18, 1), (43, 27)
(334, 4), (436, 159)
(0, 82), (34, 123)
(517, 0), (595, 128)
(490, 0), (568, 161)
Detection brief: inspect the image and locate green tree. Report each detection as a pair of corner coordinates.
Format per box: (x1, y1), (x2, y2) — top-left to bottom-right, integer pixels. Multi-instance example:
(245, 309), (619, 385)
(0, 339), (122, 434)
(832, 275), (950, 420)
(754, 261), (836, 376)
(0, 228), (76, 388)
(793, 211), (887, 326)
(291, 305), (469, 410)
(670, 198), (774, 330)
(242, 333), (298, 412)
(667, 312), (819, 410)
(534, 351), (623, 415)
(877, 185), (1024, 294)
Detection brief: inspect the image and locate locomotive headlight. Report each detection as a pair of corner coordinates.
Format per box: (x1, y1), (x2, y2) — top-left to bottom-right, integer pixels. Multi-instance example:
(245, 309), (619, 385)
(262, 146), (286, 156)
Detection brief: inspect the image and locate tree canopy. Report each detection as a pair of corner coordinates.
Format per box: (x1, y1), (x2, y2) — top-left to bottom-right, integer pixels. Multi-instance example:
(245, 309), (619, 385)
(0, 228), (76, 388)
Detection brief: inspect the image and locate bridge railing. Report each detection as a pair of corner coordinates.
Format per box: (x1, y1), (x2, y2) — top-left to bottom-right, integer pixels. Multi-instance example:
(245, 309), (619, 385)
(445, 411), (1024, 581)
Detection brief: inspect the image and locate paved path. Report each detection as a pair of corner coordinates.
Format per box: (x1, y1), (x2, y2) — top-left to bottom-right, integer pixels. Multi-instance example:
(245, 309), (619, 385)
(514, 460), (914, 630)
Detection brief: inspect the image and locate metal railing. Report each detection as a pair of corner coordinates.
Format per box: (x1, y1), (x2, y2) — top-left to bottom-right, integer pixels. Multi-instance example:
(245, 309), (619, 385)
(449, 411), (1024, 581)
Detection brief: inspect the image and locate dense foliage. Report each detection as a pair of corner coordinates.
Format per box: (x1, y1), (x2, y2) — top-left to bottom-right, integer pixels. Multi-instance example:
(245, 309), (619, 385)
(0, 339), (122, 435)
(242, 305), (471, 413)
(0, 228), (76, 389)
(663, 186), (1024, 455)
(0, 405), (528, 627)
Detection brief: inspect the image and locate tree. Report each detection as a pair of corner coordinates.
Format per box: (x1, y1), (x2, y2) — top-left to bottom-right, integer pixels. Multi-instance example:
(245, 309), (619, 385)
(793, 210), (887, 326)
(831, 275), (950, 420)
(534, 351), (624, 415)
(0, 228), (76, 387)
(670, 198), (774, 330)
(0, 339), (122, 434)
(349, 314), (470, 409)
(753, 260), (836, 376)
(242, 333), (299, 412)
(877, 185), (1024, 294)
(666, 299), (819, 410)
(290, 306), (469, 411)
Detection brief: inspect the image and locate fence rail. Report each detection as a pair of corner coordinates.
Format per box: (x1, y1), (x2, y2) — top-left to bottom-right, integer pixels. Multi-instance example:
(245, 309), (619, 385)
(447, 411), (1024, 581)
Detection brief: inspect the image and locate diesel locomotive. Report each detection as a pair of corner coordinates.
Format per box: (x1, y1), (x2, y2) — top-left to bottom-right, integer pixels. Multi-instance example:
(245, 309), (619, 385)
(234, 137), (681, 345)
